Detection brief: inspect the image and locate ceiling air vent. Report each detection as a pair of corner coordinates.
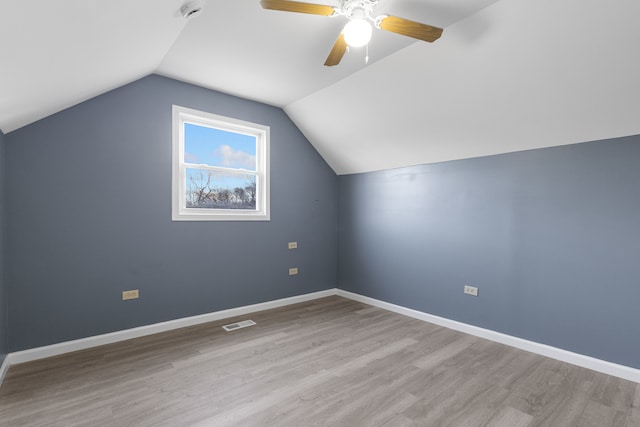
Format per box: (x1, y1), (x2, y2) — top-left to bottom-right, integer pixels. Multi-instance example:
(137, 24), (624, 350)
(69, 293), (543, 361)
(180, 1), (203, 19)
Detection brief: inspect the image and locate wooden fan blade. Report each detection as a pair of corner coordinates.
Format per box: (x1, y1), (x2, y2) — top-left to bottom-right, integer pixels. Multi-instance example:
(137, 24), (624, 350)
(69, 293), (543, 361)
(324, 33), (347, 66)
(260, 0), (336, 16)
(378, 15), (443, 43)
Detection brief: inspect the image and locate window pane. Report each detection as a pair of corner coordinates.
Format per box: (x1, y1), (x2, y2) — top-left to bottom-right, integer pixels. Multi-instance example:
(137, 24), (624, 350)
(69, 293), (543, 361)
(184, 123), (256, 171)
(186, 168), (257, 210)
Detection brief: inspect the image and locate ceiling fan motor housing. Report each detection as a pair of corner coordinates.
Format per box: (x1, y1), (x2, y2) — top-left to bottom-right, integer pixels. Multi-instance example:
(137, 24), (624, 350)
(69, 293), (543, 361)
(342, 0), (378, 22)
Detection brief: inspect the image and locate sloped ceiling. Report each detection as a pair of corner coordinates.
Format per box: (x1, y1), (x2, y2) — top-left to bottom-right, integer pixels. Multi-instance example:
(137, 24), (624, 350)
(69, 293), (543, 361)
(0, 0), (187, 134)
(1, 0), (639, 174)
(286, 0), (640, 173)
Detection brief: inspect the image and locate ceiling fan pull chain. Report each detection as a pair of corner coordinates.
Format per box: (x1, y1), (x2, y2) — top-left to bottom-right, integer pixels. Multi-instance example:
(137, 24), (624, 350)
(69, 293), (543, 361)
(365, 43), (369, 64)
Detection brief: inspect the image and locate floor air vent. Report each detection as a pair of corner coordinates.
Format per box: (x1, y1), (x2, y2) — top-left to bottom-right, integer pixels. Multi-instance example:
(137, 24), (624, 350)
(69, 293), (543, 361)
(222, 320), (256, 332)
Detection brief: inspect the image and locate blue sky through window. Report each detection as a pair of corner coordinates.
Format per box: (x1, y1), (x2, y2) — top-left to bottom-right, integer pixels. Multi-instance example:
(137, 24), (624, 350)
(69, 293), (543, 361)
(184, 123), (257, 171)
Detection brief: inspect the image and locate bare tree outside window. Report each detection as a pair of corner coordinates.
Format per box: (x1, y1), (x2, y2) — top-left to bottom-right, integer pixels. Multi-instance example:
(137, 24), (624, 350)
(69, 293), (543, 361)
(186, 170), (257, 210)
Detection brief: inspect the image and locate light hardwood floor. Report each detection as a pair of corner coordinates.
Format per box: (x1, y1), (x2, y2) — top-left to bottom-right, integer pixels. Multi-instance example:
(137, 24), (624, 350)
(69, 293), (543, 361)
(0, 296), (638, 426)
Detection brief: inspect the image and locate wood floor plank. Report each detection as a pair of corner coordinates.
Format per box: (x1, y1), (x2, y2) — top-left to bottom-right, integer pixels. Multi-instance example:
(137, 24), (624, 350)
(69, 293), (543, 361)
(626, 387), (640, 427)
(0, 296), (637, 426)
(575, 399), (628, 427)
(485, 406), (533, 427)
(412, 334), (478, 371)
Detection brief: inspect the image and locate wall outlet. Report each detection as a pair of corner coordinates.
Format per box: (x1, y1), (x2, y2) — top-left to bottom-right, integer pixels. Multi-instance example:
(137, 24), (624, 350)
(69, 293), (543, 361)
(122, 289), (139, 300)
(288, 241), (298, 249)
(288, 267), (298, 275)
(464, 285), (479, 297)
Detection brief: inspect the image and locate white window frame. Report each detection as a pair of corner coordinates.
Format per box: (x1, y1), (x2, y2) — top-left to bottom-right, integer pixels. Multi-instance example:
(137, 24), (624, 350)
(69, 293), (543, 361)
(172, 105), (270, 221)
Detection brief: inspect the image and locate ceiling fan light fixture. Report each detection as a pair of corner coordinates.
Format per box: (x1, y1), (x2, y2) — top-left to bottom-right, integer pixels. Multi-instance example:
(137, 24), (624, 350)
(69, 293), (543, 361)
(343, 18), (372, 47)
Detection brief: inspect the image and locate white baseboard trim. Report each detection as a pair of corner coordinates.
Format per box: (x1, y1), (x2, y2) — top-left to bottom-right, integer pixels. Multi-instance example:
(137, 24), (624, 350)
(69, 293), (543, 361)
(336, 289), (640, 384)
(2, 288), (638, 389)
(6, 289), (336, 367)
(0, 355), (9, 386)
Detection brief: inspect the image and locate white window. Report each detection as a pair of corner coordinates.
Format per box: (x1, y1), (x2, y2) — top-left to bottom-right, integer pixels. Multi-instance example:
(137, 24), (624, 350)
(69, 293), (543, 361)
(172, 105), (270, 221)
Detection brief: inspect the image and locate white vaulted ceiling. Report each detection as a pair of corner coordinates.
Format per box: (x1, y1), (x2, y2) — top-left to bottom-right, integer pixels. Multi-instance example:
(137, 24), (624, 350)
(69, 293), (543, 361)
(1, 0), (639, 174)
(0, 0), (187, 134)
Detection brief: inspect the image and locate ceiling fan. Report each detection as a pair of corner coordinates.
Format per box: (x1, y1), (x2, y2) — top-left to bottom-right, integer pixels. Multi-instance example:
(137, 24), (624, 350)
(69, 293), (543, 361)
(260, 0), (443, 66)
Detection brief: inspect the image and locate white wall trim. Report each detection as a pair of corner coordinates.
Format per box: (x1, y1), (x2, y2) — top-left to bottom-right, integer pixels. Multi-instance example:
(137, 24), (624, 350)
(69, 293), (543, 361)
(2, 288), (638, 389)
(0, 355), (9, 386)
(336, 289), (640, 384)
(5, 289), (335, 367)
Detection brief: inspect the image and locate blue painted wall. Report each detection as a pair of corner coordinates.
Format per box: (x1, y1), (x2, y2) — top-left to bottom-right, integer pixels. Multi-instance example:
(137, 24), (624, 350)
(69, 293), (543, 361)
(3, 73), (639, 374)
(339, 135), (640, 369)
(0, 130), (6, 366)
(5, 75), (338, 352)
